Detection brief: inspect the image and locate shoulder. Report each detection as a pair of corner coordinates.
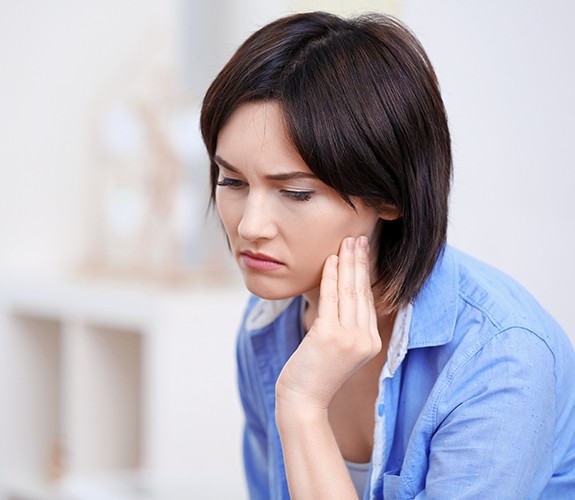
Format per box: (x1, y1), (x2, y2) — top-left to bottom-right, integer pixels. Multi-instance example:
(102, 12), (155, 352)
(442, 247), (575, 399)
(413, 246), (575, 394)
(450, 247), (565, 341)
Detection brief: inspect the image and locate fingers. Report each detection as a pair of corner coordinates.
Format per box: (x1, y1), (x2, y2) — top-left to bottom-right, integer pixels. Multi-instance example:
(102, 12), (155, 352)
(354, 236), (373, 328)
(337, 237), (357, 327)
(317, 254), (339, 320)
(336, 236), (372, 327)
(318, 235), (374, 330)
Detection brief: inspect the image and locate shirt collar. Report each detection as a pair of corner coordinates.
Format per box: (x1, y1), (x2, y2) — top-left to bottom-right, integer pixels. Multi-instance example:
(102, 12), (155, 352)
(407, 245), (459, 349)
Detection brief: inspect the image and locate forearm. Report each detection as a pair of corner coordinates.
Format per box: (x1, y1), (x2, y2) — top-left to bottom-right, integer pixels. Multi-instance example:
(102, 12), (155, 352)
(276, 399), (358, 500)
(273, 239), (378, 499)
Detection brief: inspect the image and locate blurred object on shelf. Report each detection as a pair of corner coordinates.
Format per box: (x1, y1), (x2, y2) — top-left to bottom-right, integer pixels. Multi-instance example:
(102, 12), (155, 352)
(47, 439), (66, 483)
(79, 29), (233, 287)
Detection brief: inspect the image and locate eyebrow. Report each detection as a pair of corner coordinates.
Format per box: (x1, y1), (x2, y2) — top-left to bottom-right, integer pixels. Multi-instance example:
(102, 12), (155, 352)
(214, 154), (317, 182)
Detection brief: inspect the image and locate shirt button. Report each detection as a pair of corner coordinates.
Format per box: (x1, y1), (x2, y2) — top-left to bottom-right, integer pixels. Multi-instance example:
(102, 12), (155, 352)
(377, 403), (384, 416)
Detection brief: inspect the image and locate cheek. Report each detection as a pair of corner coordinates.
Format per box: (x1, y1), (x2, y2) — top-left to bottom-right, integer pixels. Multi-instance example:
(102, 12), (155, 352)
(298, 208), (380, 257)
(215, 195), (239, 238)
(295, 217), (345, 261)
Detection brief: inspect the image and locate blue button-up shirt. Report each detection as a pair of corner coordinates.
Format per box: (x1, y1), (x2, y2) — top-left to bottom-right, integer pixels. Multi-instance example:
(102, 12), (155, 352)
(236, 246), (575, 498)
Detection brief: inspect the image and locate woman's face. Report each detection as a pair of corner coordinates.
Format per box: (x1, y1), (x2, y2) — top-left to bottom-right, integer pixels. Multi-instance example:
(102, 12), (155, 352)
(215, 101), (382, 301)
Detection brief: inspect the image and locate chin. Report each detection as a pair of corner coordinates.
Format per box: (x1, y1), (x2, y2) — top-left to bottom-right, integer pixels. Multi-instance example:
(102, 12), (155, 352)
(244, 282), (295, 301)
(241, 268), (322, 301)
(244, 280), (321, 303)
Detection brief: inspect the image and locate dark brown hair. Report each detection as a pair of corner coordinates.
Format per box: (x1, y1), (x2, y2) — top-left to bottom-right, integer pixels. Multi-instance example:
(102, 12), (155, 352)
(200, 11), (452, 311)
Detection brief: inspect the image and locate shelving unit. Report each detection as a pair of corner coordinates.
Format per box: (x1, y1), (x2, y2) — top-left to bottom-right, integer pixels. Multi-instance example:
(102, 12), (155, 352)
(0, 279), (248, 499)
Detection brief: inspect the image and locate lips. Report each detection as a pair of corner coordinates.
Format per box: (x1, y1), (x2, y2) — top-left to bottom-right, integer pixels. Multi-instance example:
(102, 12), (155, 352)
(240, 250), (285, 271)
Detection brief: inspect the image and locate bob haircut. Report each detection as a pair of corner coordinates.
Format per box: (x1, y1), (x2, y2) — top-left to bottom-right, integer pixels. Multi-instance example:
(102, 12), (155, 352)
(200, 11), (452, 312)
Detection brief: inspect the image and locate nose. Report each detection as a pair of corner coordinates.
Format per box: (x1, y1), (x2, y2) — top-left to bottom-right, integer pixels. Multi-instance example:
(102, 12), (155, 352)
(237, 192), (278, 242)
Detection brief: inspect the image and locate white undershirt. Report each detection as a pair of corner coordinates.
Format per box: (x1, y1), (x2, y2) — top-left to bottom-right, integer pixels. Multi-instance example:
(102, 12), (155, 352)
(345, 459), (370, 497)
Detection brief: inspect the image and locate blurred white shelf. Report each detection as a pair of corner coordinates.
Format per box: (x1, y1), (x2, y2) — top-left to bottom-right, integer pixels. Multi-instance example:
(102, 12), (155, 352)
(5, 470), (240, 500)
(1, 278), (228, 329)
(0, 278), (248, 500)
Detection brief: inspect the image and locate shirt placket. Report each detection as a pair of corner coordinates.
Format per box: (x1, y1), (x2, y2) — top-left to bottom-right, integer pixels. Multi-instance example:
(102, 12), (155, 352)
(368, 304), (412, 498)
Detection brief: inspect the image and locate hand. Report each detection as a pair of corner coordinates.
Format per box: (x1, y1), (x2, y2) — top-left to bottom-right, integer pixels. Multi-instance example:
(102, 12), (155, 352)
(276, 236), (382, 412)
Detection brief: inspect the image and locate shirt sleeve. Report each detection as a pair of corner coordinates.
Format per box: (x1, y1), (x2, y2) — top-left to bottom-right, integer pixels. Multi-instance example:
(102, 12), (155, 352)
(236, 316), (270, 499)
(416, 327), (556, 499)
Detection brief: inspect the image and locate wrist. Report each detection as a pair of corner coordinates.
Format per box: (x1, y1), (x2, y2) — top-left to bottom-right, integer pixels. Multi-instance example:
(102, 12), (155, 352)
(275, 392), (329, 431)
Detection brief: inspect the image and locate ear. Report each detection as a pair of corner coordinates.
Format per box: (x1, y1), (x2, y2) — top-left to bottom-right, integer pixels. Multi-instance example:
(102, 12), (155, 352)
(377, 201), (401, 221)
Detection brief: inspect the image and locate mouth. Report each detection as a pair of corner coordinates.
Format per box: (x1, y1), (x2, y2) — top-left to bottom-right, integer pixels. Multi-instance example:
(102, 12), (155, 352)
(239, 251), (285, 271)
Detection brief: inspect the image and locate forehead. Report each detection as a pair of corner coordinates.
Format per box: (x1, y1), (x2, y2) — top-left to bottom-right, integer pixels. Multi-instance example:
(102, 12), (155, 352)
(221, 101), (286, 138)
(216, 101), (312, 174)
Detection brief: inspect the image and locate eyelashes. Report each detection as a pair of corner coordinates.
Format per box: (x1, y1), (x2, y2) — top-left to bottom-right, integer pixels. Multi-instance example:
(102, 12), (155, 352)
(217, 177), (314, 202)
(216, 177), (245, 188)
(282, 190), (313, 202)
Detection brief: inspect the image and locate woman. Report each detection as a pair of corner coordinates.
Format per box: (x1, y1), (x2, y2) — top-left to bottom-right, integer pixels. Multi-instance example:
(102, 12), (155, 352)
(200, 11), (575, 499)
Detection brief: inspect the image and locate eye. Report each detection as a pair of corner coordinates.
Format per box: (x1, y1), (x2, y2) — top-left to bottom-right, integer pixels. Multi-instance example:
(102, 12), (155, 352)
(282, 190), (314, 202)
(217, 177), (246, 188)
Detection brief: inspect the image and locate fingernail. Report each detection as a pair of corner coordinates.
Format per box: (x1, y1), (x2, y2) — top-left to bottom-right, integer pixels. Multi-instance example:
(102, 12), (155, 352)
(346, 237), (355, 250)
(358, 236), (368, 250)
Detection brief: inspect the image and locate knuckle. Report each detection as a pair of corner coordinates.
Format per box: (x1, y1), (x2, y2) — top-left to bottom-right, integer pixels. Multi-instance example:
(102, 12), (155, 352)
(356, 252), (368, 266)
(356, 340), (374, 357)
(358, 284), (371, 298)
(335, 329), (380, 359)
(343, 285), (357, 299)
(341, 251), (355, 265)
(357, 335), (381, 359)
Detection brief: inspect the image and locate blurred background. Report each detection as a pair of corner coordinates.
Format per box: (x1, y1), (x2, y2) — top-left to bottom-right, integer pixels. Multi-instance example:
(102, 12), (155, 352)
(0, 0), (573, 498)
